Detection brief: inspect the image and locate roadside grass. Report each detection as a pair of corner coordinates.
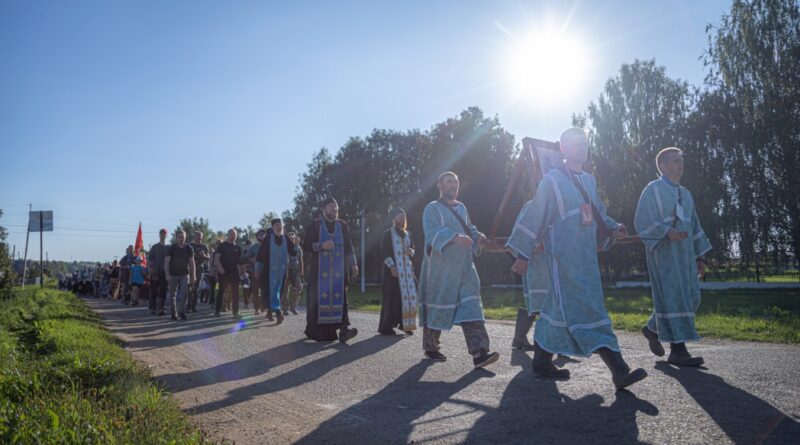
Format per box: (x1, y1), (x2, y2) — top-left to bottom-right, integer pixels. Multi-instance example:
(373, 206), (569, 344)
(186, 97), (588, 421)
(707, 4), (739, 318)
(0, 286), (209, 444)
(349, 287), (800, 344)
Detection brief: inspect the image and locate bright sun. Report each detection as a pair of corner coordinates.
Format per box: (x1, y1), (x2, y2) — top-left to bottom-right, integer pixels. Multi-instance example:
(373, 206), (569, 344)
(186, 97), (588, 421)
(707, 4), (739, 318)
(507, 28), (589, 103)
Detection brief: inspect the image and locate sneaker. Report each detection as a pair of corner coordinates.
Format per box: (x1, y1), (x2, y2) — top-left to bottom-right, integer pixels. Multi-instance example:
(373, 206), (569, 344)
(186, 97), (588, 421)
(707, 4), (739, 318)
(473, 351), (500, 368)
(424, 351), (447, 362)
(179, 313), (187, 320)
(283, 310), (289, 316)
(276, 312), (284, 325)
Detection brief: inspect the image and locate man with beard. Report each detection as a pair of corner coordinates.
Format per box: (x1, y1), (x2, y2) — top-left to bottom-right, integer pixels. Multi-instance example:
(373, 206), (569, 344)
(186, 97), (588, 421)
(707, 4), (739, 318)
(256, 220), (297, 324)
(378, 207), (417, 336)
(419, 171), (499, 369)
(302, 198), (359, 342)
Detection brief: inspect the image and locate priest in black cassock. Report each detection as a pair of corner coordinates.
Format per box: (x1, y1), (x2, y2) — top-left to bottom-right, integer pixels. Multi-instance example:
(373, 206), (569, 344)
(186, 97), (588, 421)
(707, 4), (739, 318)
(378, 207), (418, 336)
(302, 197), (359, 342)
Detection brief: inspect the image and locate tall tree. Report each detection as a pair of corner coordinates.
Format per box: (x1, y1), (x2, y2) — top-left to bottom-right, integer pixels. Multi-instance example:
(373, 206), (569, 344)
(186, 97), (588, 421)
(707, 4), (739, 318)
(704, 0), (800, 267)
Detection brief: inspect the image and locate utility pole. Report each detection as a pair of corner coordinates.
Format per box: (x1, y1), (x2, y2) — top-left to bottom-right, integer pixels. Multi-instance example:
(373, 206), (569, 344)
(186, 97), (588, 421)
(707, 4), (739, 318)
(39, 211), (44, 287)
(22, 203), (31, 288)
(360, 207), (366, 294)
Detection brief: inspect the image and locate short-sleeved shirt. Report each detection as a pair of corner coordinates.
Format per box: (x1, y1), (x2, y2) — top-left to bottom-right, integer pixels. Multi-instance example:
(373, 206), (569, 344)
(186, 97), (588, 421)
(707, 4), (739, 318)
(216, 241), (241, 275)
(288, 244), (303, 269)
(166, 243), (195, 276)
(191, 242), (209, 271)
(246, 242), (260, 272)
(148, 243), (168, 274)
(130, 265), (147, 285)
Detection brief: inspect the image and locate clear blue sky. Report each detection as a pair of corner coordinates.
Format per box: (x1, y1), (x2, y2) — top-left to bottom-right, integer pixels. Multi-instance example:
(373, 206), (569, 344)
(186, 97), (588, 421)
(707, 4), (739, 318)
(1, 0), (730, 261)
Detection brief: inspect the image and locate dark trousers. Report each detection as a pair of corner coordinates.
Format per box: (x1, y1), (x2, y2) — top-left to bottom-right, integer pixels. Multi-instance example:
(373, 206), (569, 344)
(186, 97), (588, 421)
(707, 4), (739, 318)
(188, 281), (199, 310)
(208, 276), (217, 305)
(149, 274), (167, 312)
(216, 272), (240, 316)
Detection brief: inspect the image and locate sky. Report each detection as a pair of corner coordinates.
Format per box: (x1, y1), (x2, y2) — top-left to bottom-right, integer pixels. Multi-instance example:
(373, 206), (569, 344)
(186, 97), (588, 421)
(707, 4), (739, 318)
(0, 0), (731, 261)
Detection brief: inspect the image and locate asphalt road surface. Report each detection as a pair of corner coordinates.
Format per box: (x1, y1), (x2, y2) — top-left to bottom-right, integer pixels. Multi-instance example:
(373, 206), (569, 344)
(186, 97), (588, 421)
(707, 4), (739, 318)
(85, 297), (800, 445)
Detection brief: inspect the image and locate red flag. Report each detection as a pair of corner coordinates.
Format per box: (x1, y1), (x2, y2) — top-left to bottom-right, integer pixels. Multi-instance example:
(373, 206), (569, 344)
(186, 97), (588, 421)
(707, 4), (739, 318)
(134, 222), (147, 266)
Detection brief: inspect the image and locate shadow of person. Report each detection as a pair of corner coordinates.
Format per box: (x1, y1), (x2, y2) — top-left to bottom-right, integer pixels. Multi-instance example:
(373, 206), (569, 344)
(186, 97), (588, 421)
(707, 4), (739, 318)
(464, 349), (657, 444)
(655, 362), (800, 444)
(186, 334), (404, 415)
(295, 360), (496, 445)
(157, 339), (322, 393)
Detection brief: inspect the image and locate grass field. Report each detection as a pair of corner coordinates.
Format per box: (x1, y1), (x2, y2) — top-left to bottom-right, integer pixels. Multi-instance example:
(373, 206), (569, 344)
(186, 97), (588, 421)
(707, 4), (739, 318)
(0, 287), (209, 444)
(349, 286), (800, 344)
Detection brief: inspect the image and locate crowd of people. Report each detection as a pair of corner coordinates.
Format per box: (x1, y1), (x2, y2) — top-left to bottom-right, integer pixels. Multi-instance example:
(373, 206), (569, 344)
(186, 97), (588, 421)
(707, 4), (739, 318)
(65, 127), (711, 390)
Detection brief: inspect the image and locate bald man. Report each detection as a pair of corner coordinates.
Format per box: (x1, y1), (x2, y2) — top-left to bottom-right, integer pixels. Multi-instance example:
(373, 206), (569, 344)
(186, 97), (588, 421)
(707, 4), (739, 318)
(506, 128), (647, 390)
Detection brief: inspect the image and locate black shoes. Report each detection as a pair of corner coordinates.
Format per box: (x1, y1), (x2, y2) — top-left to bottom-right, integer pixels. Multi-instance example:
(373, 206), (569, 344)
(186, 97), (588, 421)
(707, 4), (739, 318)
(473, 351), (500, 368)
(424, 351), (447, 362)
(338, 327), (358, 343)
(668, 343), (704, 367)
(179, 313), (187, 320)
(531, 342), (571, 379)
(642, 326), (666, 357)
(597, 347), (648, 390)
(170, 315), (178, 321)
(157, 310), (165, 316)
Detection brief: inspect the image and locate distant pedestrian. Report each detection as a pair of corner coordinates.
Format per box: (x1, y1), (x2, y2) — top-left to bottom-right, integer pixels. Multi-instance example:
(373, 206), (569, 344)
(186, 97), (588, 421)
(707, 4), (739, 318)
(165, 230), (196, 321)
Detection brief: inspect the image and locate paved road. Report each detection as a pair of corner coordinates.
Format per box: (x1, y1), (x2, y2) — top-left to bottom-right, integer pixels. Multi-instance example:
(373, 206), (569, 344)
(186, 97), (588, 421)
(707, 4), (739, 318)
(85, 297), (800, 444)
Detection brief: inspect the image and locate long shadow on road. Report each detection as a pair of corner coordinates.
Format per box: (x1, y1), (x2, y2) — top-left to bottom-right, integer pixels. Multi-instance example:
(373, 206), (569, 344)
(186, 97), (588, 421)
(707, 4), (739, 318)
(465, 350), (658, 444)
(159, 339), (322, 393)
(656, 362), (800, 444)
(186, 334), (404, 416)
(296, 349), (657, 444)
(295, 359), (499, 445)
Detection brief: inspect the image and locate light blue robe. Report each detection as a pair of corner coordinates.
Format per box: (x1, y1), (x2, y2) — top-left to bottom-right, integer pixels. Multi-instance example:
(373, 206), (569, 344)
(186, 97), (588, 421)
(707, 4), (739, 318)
(511, 201), (551, 315)
(506, 168), (621, 356)
(267, 234), (289, 311)
(634, 178), (712, 343)
(419, 200), (485, 331)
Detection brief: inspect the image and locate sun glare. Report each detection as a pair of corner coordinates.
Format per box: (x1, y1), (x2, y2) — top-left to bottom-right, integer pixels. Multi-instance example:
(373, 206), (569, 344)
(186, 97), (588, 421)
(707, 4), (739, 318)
(507, 28), (589, 103)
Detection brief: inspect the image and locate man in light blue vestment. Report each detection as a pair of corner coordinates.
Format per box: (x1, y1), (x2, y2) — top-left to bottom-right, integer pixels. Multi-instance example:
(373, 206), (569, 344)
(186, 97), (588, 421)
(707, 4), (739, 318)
(635, 147), (712, 366)
(507, 128), (647, 390)
(419, 171), (500, 369)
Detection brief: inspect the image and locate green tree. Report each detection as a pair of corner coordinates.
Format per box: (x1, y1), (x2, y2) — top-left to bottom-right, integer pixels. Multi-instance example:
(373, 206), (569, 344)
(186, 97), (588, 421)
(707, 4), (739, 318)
(703, 0), (800, 269)
(173, 217), (216, 246)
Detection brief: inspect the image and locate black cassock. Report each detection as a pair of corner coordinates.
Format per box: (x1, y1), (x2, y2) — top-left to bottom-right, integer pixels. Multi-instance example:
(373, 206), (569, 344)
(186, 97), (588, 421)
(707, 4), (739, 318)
(302, 217), (356, 341)
(378, 227), (416, 334)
